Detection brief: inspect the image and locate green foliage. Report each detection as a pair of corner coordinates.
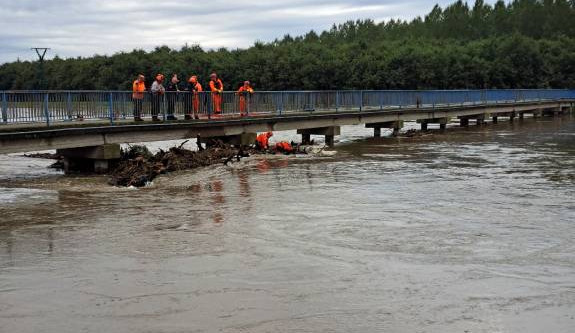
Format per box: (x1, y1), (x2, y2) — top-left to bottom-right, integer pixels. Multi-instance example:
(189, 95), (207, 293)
(1, 0), (575, 90)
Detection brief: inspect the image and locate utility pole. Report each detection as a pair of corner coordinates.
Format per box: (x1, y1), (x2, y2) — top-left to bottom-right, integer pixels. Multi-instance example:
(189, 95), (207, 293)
(31, 48), (50, 90)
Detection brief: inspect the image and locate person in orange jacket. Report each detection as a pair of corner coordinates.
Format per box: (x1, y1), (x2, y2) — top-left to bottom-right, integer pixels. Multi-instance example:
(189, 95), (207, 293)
(275, 141), (294, 154)
(209, 73), (224, 115)
(132, 74), (146, 121)
(185, 75), (203, 120)
(237, 80), (254, 116)
(256, 131), (273, 150)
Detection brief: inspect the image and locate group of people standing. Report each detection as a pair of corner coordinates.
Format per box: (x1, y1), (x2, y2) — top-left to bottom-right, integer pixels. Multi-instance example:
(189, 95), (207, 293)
(132, 72), (254, 121)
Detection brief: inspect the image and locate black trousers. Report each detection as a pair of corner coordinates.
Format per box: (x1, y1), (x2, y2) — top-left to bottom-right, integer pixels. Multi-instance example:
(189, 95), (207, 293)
(151, 95), (162, 117)
(133, 99), (143, 118)
(167, 94), (177, 116)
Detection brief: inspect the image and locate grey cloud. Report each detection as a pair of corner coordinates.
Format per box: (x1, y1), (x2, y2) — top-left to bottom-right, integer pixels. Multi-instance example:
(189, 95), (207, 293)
(0, 0), (501, 63)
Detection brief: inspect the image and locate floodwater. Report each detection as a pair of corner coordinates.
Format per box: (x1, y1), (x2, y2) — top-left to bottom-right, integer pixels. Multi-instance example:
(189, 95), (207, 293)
(1, 116), (574, 333)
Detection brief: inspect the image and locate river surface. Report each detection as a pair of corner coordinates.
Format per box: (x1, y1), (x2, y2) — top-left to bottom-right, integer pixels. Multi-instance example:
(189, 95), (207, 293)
(1, 117), (574, 333)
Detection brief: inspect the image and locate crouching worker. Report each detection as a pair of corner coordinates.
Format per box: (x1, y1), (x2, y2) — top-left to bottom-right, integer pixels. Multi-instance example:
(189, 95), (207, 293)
(256, 131), (273, 150)
(275, 141), (294, 154)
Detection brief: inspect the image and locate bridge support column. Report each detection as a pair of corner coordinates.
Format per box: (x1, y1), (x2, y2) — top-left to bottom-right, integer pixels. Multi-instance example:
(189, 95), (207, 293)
(366, 121), (403, 137)
(57, 144), (121, 174)
(420, 121), (428, 131)
(301, 133), (311, 145)
(418, 118), (448, 131)
(479, 114), (487, 125)
(509, 112), (516, 122)
(492, 116), (498, 124)
(542, 107), (561, 117)
(297, 126), (340, 147)
(518, 112), (524, 120)
(460, 118), (469, 127)
(532, 109), (542, 118)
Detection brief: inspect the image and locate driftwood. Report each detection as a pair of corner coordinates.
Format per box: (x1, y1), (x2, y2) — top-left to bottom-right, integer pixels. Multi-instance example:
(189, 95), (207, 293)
(109, 144), (244, 187)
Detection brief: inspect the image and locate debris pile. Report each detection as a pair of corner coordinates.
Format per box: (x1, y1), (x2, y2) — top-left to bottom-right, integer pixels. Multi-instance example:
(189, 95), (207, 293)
(109, 140), (245, 187)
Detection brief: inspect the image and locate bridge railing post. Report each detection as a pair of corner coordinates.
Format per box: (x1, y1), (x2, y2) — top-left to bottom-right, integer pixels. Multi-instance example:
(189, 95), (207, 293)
(359, 91), (363, 112)
(66, 92), (73, 121)
(1, 91), (7, 124)
(43, 92), (50, 127)
(162, 93), (167, 121)
(108, 92), (114, 125)
(278, 92), (284, 116)
(335, 91), (340, 112)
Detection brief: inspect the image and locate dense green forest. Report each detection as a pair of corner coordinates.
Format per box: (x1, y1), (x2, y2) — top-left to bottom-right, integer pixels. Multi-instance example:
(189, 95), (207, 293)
(1, 0), (575, 91)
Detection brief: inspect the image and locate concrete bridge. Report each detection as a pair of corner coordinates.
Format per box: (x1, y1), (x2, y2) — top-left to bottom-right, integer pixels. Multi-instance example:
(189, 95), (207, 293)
(1, 89), (573, 172)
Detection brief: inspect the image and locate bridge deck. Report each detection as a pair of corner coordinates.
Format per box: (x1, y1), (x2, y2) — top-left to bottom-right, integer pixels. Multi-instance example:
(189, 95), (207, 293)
(1, 99), (573, 154)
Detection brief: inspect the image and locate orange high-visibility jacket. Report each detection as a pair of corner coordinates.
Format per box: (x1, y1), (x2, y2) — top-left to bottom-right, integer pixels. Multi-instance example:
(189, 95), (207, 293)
(237, 85), (254, 95)
(275, 142), (293, 153)
(193, 83), (203, 93)
(256, 132), (272, 149)
(132, 80), (146, 99)
(210, 79), (224, 93)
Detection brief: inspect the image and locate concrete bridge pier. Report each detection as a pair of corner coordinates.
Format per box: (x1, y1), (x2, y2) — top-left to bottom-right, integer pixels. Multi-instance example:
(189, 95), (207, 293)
(492, 116), (498, 124)
(542, 107), (561, 117)
(418, 118), (449, 131)
(459, 114), (486, 126)
(366, 121), (403, 137)
(532, 109), (543, 118)
(297, 126), (340, 147)
(57, 144), (121, 174)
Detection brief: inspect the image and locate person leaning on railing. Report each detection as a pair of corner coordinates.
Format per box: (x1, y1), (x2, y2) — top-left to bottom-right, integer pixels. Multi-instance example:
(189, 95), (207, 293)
(209, 73), (224, 115)
(165, 73), (180, 121)
(237, 80), (254, 117)
(132, 74), (146, 121)
(185, 75), (203, 120)
(150, 74), (165, 121)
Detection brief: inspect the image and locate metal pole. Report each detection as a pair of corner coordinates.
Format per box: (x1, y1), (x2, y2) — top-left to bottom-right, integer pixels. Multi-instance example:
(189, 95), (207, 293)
(43, 93), (50, 127)
(279, 92), (283, 116)
(162, 94), (167, 121)
(108, 92), (114, 125)
(1, 92), (7, 123)
(359, 91), (363, 112)
(335, 91), (339, 112)
(31, 48), (50, 90)
(66, 92), (72, 120)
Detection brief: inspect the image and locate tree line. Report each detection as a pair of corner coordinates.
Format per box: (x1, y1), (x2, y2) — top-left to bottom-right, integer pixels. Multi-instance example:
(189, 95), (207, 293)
(1, 0), (574, 91)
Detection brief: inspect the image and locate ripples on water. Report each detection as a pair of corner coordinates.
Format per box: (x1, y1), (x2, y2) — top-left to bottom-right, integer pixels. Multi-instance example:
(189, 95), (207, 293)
(0, 117), (574, 333)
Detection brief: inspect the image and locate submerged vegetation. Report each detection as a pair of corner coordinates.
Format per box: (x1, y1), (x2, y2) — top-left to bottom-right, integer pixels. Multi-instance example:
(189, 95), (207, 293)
(1, 0), (575, 91)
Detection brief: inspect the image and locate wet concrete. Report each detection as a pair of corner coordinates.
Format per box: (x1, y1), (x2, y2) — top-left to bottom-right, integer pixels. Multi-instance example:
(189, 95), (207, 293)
(0, 116), (574, 332)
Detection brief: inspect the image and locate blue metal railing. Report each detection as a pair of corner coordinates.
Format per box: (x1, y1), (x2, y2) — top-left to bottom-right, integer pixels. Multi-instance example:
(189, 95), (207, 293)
(0, 89), (573, 126)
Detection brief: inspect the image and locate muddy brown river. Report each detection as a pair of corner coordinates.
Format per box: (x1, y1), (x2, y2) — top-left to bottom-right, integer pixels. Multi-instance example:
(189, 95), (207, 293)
(1, 116), (574, 332)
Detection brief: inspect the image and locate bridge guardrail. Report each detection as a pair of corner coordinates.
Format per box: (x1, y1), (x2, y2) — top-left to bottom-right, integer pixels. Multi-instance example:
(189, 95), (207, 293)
(0, 89), (573, 126)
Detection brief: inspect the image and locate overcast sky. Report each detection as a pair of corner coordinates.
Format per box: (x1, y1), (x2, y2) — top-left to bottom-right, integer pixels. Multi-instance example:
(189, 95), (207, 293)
(0, 0), (500, 64)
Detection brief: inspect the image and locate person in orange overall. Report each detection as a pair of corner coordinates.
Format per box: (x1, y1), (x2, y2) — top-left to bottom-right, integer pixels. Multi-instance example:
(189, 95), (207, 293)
(185, 76), (203, 120)
(275, 141), (294, 154)
(132, 74), (146, 121)
(209, 73), (224, 115)
(237, 81), (254, 116)
(256, 131), (273, 150)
